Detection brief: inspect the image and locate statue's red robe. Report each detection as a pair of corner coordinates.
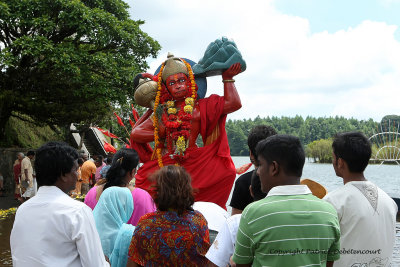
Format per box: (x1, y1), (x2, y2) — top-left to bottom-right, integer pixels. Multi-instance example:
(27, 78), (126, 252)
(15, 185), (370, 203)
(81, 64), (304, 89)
(131, 94), (236, 209)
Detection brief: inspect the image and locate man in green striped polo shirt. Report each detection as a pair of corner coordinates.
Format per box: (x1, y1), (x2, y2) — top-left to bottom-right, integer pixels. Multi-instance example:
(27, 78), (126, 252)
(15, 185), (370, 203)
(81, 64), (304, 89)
(233, 135), (340, 267)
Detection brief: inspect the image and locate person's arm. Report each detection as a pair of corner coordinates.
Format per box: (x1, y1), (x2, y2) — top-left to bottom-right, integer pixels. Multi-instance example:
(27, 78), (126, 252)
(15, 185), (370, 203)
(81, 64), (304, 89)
(222, 63), (242, 115)
(74, 206), (109, 266)
(130, 116), (156, 143)
(232, 212), (253, 266)
(205, 216), (236, 267)
(130, 109), (167, 144)
(24, 169), (29, 181)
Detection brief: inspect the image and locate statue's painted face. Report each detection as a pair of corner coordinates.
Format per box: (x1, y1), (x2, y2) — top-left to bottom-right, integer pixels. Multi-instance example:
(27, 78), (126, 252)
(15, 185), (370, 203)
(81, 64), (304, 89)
(165, 73), (190, 100)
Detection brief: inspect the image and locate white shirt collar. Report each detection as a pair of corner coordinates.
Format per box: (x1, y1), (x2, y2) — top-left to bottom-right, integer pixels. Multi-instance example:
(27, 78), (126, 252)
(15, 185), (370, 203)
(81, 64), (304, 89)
(267, 185), (312, 197)
(37, 185), (66, 196)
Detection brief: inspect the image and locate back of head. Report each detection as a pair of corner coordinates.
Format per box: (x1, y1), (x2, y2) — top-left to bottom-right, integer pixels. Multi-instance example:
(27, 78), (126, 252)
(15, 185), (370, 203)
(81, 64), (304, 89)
(256, 134), (305, 177)
(106, 156), (113, 165)
(35, 142), (78, 187)
(104, 148), (139, 191)
(27, 150), (35, 157)
(251, 171), (267, 200)
(332, 131), (371, 173)
(248, 125), (277, 157)
(153, 165), (194, 215)
(96, 155), (104, 164)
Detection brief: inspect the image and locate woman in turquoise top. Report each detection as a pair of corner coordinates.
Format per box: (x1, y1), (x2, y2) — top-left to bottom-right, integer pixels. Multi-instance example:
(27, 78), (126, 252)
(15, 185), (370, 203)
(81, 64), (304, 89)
(93, 186), (135, 267)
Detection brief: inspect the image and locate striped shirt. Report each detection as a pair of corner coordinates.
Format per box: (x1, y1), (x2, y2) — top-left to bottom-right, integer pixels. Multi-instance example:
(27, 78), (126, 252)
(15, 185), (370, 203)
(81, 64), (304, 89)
(233, 185), (340, 267)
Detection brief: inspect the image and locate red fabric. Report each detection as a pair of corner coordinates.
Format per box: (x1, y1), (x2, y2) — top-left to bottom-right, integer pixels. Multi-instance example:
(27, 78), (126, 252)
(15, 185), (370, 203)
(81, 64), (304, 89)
(131, 104), (140, 122)
(133, 95), (236, 209)
(13, 161), (22, 198)
(114, 112), (125, 127)
(96, 127), (119, 139)
(103, 141), (117, 153)
(129, 118), (135, 128)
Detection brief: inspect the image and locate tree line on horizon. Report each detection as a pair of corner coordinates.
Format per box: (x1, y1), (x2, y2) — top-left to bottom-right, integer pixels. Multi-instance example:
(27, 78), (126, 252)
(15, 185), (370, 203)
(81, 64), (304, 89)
(226, 115), (380, 157)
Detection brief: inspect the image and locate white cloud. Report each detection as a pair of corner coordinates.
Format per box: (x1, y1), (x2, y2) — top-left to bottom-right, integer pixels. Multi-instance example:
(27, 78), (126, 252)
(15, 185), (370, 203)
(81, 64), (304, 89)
(127, 0), (400, 121)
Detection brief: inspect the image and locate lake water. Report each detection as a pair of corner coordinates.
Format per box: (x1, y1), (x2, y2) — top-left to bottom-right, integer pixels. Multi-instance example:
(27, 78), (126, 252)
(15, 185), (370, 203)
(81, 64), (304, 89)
(1, 157), (399, 265)
(229, 157), (400, 200)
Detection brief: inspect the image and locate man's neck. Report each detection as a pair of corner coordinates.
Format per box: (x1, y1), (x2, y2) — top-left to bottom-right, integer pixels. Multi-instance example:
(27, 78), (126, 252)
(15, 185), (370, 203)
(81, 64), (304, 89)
(342, 172), (366, 185)
(278, 176), (301, 186)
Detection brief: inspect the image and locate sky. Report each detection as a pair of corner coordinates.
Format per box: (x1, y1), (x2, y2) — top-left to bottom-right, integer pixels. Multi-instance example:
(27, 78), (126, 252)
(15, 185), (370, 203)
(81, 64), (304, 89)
(125, 0), (400, 122)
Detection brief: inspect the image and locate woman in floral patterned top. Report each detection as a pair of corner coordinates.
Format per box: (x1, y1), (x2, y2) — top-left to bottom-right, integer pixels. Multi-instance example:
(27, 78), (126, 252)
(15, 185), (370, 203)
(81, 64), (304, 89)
(127, 165), (210, 267)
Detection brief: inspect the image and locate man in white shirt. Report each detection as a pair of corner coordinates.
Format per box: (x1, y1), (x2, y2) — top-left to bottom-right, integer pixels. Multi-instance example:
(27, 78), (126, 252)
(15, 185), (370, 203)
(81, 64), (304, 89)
(11, 141), (109, 267)
(206, 169), (267, 267)
(21, 150), (35, 199)
(324, 131), (398, 267)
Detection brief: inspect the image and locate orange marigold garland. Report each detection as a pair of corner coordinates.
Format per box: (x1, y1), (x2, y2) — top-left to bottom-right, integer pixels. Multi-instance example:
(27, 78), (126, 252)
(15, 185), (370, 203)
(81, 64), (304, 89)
(153, 59), (198, 167)
(153, 63), (164, 167)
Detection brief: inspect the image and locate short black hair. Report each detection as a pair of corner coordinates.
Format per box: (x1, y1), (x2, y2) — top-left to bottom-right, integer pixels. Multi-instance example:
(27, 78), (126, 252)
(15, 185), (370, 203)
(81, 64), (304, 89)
(248, 125), (277, 157)
(256, 135), (305, 177)
(332, 131), (371, 172)
(35, 142), (78, 187)
(104, 148), (139, 191)
(106, 156), (113, 164)
(27, 150), (35, 156)
(251, 171), (267, 201)
(95, 155), (104, 164)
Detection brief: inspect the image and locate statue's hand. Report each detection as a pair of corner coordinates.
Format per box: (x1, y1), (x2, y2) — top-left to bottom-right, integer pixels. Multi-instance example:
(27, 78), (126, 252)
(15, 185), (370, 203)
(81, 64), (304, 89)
(222, 63), (242, 80)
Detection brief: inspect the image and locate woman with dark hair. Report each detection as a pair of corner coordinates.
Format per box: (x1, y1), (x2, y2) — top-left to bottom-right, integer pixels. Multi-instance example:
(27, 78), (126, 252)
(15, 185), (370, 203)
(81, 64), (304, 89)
(84, 148), (155, 225)
(127, 165), (210, 267)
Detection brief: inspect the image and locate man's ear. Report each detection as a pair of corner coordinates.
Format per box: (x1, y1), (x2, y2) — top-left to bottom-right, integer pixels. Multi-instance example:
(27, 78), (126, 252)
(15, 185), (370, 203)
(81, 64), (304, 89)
(337, 158), (348, 173)
(249, 185), (254, 198)
(337, 158), (345, 170)
(270, 161), (279, 176)
(59, 174), (68, 182)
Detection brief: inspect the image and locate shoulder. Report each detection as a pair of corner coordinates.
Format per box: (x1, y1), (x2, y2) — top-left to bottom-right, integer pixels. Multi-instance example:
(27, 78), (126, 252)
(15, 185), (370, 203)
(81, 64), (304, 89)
(21, 158), (29, 166)
(236, 171), (253, 184)
(190, 210), (208, 224)
(84, 186), (97, 202)
(82, 160), (96, 168)
(376, 186), (398, 211)
(137, 211), (157, 223)
(324, 185), (349, 204)
(241, 199), (265, 219)
(54, 195), (95, 220)
(132, 187), (152, 196)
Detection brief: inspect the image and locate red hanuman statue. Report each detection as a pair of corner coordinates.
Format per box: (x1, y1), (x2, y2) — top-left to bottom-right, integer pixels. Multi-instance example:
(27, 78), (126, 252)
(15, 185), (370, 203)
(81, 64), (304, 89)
(130, 53), (242, 209)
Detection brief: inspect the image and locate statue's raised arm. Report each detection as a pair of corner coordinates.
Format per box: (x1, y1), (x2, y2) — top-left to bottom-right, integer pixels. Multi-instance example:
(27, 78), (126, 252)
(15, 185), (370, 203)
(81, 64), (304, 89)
(221, 63), (242, 114)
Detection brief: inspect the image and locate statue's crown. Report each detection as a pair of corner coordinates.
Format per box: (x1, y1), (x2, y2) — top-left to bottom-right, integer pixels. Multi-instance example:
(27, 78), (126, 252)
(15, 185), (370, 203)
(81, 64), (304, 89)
(161, 53), (188, 82)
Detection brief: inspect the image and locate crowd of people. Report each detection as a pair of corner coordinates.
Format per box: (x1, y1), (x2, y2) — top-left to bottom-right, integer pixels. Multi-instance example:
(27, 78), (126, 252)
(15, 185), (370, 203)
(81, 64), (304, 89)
(9, 126), (398, 267)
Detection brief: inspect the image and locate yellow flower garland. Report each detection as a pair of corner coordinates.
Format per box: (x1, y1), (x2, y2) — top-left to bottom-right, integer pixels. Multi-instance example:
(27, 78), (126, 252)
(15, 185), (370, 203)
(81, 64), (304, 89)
(154, 59), (197, 167)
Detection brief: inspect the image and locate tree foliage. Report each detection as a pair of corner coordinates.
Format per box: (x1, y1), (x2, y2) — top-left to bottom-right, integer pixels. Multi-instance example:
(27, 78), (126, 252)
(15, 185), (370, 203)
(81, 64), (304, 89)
(226, 115), (379, 156)
(0, 0), (161, 140)
(305, 139), (333, 163)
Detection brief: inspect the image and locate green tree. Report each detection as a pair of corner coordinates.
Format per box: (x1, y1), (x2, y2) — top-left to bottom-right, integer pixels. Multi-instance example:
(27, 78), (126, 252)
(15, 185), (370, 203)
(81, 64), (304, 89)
(306, 138), (333, 163)
(0, 0), (161, 141)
